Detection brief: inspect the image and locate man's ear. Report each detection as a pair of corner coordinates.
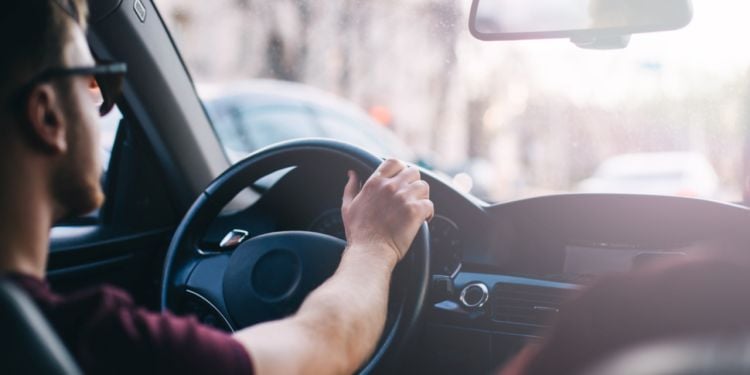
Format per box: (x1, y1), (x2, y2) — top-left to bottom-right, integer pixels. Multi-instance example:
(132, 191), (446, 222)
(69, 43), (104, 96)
(25, 83), (68, 154)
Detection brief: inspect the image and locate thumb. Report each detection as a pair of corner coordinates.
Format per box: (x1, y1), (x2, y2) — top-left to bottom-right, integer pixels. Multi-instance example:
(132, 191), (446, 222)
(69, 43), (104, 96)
(342, 170), (360, 207)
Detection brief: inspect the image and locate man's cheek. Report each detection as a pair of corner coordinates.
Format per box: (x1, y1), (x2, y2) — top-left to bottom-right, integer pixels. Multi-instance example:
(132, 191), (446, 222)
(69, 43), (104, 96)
(78, 97), (103, 172)
(92, 123), (102, 171)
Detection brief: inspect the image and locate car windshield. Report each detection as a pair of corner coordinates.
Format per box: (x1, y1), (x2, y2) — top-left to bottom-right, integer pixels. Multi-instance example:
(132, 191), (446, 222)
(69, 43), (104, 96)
(156, 0), (749, 203)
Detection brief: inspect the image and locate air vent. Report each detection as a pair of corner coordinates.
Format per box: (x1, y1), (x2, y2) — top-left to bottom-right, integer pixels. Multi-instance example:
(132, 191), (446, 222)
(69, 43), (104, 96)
(492, 283), (569, 326)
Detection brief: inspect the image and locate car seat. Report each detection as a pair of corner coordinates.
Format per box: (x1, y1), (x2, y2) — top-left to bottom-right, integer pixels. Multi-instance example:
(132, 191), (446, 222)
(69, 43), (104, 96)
(0, 279), (81, 375)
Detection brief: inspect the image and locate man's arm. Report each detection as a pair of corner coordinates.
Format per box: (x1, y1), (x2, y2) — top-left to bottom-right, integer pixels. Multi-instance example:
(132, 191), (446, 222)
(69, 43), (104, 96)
(233, 159), (433, 375)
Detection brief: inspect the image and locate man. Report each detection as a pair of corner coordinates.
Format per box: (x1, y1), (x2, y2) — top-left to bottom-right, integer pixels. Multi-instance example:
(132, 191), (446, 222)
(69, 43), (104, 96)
(0, 1), (433, 374)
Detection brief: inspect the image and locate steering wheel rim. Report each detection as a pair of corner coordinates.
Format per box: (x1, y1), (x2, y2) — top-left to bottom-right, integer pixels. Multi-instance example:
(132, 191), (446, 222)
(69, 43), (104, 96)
(161, 139), (431, 373)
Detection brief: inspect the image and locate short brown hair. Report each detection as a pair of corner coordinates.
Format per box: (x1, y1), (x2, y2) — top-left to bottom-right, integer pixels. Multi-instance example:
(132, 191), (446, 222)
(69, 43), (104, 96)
(0, 0), (89, 115)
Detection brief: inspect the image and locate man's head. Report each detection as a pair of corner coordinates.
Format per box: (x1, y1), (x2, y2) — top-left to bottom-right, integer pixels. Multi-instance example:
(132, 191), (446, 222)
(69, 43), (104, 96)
(0, 0), (108, 219)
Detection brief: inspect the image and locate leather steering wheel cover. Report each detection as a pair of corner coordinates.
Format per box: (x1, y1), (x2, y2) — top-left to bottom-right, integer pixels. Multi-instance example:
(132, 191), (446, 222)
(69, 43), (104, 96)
(161, 139), (430, 373)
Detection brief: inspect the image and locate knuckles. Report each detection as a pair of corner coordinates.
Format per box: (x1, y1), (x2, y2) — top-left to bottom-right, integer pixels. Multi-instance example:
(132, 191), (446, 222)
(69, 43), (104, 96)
(415, 180), (430, 194)
(406, 167), (421, 180)
(384, 181), (400, 194)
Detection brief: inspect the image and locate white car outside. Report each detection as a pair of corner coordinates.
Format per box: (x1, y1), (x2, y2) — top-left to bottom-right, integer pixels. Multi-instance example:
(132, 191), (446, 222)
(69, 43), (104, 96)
(577, 152), (720, 199)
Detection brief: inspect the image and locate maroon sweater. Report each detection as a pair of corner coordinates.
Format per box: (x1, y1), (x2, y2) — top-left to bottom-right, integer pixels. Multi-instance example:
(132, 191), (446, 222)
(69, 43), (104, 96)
(8, 274), (253, 375)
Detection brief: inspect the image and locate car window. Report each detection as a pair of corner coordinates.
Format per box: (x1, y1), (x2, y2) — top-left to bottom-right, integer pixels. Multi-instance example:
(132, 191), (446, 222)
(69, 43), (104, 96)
(314, 111), (391, 157)
(100, 106), (122, 173)
(234, 105), (320, 151)
(203, 101), (247, 152)
(157, 0), (749, 203)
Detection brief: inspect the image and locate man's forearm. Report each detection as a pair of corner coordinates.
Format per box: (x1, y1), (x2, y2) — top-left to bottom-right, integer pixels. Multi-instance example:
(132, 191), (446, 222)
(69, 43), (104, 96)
(234, 243), (397, 375)
(294, 244), (397, 372)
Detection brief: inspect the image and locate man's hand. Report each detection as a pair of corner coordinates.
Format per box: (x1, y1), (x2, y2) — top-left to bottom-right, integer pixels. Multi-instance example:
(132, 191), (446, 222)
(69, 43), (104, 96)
(342, 159), (434, 264)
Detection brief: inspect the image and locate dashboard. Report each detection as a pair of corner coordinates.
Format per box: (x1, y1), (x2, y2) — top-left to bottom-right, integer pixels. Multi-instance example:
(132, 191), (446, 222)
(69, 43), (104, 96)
(195, 165), (750, 374)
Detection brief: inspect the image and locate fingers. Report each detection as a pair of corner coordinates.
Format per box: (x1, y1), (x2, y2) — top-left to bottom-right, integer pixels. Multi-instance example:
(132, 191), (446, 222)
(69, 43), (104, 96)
(411, 199), (435, 222)
(382, 160), (430, 204)
(369, 159), (432, 222)
(375, 158), (407, 178)
(342, 170), (360, 208)
(404, 180), (433, 221)
(404, 179), (430, 199)
(393, 165), (421, 185)
(423, 199), (435, 221)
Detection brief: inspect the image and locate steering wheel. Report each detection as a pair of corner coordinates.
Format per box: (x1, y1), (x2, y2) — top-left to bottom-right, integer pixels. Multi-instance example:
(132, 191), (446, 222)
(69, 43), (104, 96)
(161, 139), (431, 373)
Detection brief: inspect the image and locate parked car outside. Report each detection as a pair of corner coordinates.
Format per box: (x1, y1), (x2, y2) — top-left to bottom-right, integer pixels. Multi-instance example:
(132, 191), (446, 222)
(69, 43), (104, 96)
(577, 152), (720, 198)
(199, 79), (416, 164)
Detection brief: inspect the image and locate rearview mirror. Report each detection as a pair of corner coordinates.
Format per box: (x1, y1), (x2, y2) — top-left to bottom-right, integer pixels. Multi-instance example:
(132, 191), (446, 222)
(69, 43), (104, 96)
(469, 0), (693, 49)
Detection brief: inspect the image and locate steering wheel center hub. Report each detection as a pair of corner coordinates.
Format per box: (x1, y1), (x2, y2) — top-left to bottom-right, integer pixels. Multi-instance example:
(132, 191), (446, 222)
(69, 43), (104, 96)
(251, 249), (301, 301)
(223, 231), (346, 327)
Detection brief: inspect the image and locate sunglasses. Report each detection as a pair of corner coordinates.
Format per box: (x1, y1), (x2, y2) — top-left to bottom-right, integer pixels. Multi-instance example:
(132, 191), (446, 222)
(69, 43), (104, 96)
(16, 61), (127, 116)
